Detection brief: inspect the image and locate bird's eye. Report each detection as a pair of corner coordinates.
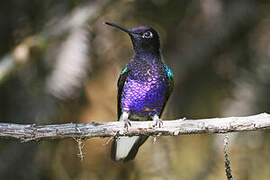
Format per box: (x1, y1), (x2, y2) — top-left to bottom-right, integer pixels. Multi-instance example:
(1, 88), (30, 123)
(142, 31), (153, 39)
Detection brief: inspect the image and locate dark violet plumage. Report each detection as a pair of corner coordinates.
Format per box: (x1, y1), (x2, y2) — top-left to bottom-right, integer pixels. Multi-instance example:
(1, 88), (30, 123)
(105, 22), (174, 162)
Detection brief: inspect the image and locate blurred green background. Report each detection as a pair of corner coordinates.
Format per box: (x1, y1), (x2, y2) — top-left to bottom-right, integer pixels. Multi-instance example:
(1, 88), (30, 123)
(0, 0), (270, 179)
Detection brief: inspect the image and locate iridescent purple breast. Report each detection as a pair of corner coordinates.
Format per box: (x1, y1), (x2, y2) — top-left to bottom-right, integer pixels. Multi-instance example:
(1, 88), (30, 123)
(121, 78), (168, 116)
(121, 61), (169, 118)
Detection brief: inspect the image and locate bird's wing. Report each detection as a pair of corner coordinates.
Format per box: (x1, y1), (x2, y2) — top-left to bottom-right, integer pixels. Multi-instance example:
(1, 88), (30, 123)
(117, 66), (129, 119)
(159, 65), (174, 117)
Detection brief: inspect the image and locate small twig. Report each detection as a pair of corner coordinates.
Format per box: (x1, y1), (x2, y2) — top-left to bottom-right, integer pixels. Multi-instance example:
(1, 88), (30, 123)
(73, 137), (85, 161)
(153, 136), (157, 144)
(224, 134), (233, 180)
(102, 137), (114, 146)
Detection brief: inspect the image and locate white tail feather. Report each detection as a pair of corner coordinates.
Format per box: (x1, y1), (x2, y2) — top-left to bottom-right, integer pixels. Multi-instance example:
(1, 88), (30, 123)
(115, 136), (139, 161)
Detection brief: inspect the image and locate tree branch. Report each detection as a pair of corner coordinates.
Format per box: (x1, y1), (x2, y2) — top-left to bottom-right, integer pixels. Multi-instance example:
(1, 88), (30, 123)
(0, 113), (269, 142)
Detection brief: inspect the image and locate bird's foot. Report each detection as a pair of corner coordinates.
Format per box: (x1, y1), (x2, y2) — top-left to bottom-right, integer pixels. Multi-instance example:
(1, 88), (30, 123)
(120, 112), (131, 131)
(152, 115), (163, 128)
(124, 119), (131, 130)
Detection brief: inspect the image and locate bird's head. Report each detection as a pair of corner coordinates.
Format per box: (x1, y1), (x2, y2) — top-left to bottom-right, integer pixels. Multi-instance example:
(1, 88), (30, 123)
(105, 22), (161, 56)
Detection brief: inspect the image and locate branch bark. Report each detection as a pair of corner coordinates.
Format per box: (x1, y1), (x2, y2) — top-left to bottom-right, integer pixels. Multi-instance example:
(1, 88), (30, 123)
(0, 113), (269, 142)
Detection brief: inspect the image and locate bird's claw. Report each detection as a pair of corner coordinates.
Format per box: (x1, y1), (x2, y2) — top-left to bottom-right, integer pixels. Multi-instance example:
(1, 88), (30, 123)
(120, 112), (130, 131)
(154, 119), (163, 128)
(152, 115), (163, 128)
(124, 119), (131, 130)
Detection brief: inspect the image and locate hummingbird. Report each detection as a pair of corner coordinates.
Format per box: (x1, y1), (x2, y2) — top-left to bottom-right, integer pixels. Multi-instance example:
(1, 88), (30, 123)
(105, 22), (174, 162)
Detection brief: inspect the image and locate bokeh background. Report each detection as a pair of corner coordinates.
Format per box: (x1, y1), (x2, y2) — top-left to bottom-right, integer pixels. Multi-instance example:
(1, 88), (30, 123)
(0, 0), (270, 179)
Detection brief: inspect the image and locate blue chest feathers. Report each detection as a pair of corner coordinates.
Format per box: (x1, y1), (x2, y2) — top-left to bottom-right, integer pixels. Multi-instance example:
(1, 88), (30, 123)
(121, 61), (171, 116)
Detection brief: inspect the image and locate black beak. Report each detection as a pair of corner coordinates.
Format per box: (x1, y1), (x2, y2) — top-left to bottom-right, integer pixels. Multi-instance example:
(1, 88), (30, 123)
(105, 22), (132, 34)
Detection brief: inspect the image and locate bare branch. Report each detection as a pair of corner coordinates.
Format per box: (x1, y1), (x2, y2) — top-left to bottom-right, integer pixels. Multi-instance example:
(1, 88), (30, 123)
(0, 113), (269, 142)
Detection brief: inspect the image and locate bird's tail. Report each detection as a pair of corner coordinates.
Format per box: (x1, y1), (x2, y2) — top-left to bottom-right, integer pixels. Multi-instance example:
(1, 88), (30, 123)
(111, 135), (148, 162)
